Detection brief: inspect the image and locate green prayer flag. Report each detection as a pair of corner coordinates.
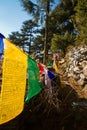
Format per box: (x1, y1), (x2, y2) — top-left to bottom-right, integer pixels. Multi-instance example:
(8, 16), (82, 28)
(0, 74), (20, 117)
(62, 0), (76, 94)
(25, 56), (42, 103)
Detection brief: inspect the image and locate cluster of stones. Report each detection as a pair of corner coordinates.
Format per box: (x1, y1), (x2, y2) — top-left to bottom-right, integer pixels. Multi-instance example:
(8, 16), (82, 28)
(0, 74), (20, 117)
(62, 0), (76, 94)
(65, 45), (87, 98)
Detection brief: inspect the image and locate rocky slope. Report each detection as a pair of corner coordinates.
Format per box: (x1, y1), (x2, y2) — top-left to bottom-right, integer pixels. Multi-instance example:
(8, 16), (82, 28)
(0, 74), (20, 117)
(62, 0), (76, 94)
(59, 45), (87, 98)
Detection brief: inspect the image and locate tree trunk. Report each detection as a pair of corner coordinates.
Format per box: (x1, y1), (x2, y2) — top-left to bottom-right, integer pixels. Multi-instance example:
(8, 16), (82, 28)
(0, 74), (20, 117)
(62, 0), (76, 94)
(43, 0), (50, 65)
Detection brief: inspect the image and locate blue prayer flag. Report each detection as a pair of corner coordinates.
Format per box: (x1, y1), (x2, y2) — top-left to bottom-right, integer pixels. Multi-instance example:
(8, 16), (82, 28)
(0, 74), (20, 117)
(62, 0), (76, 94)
(0, 33), (5, 58)
(48, 71), (55, 79)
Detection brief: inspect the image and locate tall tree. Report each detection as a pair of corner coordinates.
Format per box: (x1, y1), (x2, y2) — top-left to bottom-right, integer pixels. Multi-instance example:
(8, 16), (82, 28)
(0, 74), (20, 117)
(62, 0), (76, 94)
(8, 19), (39, 54)
(50, 0), (77, 54)
(20, 0), (56, 64)
(21, 20), (38, 54)
(8, 31), (26, 50)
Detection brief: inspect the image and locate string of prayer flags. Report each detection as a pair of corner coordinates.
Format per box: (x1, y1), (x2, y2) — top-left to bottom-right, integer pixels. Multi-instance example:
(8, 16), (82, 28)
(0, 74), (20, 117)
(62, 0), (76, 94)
(0, 33), (43, 124)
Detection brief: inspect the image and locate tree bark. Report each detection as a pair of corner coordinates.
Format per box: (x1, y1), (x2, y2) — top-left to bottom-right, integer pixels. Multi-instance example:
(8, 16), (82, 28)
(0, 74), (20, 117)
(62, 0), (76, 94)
(43, 0), (50, 65)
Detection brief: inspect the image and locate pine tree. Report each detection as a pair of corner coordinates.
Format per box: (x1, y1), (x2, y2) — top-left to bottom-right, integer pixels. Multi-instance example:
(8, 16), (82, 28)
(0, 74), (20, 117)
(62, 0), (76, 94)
(75, 0), (87, 44)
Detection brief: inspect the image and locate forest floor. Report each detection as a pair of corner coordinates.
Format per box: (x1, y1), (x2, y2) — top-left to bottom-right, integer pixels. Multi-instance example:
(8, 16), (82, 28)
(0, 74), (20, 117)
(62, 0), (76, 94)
(1, 85), (87, 130)
(0, 68), (87, 130)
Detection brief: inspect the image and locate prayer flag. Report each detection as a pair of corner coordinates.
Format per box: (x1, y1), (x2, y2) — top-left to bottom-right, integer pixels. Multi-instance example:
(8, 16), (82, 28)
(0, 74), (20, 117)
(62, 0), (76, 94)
(44, 68), (52, 95)
(48, 71), (55, 79)
(37, 63), (44, 76)
(25, 57), (42, 103)
(0, 33), (42, 124)
(0, 33), (4, 58)
(53, 60), (58, 73)
(0, 35), (27, 124)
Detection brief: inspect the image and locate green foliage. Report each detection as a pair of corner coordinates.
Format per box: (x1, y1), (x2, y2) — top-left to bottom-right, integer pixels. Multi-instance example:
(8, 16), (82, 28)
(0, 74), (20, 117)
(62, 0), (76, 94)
(20, 0), (55, 24)
(20, 0), (37, 14)
(49, 0), (77, 55)
(75, 0), (87, 44)
(51, 32), (75, 54)
(8, 31), (25, 48)
(8, 19), (39, 54)
(8, 0), (87, 59)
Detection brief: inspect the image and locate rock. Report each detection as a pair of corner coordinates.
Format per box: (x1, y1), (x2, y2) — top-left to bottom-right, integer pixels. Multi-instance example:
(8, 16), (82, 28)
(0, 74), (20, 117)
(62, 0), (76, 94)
(60, 45), (87, 98)
(83, 66), (87, 77)
(77, 79), (84, 86)
(80, 73), (85, 79)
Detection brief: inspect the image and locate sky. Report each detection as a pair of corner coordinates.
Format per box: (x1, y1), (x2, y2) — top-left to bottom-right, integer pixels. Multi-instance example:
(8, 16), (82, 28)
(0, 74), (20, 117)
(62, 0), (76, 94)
(0, 0), (59, 38)
(0, 0), (30, 37)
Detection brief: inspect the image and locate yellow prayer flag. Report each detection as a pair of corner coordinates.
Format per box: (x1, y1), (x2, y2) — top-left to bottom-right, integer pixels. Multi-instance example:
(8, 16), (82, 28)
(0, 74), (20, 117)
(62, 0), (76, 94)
(0, 39), (27, 124)
(53, 60), (58, 73)
(41, 50), (45, 54)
